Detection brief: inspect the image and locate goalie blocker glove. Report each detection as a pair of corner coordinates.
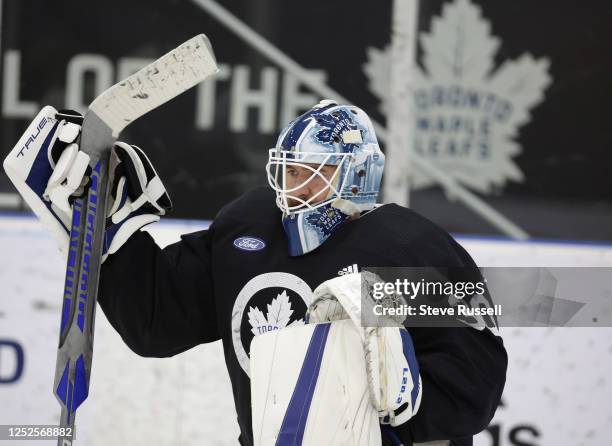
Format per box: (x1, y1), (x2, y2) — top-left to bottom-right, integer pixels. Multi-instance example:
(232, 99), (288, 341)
(3, 105), (171, 262)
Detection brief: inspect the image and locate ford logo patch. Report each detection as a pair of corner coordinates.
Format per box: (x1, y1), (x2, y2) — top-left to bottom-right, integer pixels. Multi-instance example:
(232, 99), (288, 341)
(233, 236), (266, 251)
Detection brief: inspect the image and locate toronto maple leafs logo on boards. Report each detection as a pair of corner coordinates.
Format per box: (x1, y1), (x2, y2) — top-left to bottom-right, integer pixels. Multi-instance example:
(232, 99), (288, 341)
(363, 0), (552, 193)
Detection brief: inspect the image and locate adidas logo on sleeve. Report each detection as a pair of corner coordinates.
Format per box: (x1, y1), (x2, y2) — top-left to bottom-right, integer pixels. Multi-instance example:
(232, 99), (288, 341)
(337, 264), (359, 276)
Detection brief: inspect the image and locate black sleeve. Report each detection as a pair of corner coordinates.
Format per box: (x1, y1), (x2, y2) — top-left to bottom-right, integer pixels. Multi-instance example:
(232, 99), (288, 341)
(396, 327), (507, 444)
(392, 226), (508, 444)
(98, 227), (219, 358)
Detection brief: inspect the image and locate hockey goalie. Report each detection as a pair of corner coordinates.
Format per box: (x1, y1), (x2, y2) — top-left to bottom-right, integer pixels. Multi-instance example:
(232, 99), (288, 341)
(5, 99), (506, 446)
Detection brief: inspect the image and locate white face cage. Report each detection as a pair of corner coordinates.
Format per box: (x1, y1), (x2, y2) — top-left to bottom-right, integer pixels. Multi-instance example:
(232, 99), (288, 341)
(266, 148), (354, 215)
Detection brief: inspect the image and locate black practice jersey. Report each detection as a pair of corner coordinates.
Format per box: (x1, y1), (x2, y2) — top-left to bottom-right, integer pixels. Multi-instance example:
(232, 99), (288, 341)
(99, 187), (507, 446)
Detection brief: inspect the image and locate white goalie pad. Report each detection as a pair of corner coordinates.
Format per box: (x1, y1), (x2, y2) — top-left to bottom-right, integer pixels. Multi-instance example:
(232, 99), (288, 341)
(251, 320), (382, 446)
(308, 272), (422, 426)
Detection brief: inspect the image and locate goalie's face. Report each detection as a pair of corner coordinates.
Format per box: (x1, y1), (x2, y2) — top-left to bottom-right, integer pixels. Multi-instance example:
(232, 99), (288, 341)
(266, 148), (350, 215)
(284, 163), (338, 208)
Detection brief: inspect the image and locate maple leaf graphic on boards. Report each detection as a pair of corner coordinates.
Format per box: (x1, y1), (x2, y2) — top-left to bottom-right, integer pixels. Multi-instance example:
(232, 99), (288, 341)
(363, 0), (552, 193)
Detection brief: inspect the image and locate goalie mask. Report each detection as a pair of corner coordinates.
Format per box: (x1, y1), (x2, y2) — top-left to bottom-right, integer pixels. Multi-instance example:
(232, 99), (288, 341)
(267, 100), (385, 256)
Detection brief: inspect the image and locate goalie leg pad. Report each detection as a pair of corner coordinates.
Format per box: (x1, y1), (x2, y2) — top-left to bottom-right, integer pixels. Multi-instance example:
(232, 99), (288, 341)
(251, 320), (382, 446)
(308, 272), (422, 426)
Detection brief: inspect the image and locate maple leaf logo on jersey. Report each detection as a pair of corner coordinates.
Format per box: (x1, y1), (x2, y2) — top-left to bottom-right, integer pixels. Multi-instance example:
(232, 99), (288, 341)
(363, 0), (552, 193)
(247, 290), (304, 336)
(315, 110), (360, 152)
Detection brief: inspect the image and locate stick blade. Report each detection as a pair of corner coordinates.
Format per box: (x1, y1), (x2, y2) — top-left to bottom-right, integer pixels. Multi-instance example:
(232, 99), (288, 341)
(89, 34), (218, 136)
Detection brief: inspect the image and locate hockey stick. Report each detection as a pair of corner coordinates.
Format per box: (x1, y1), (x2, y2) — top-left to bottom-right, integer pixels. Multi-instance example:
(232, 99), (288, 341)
(53, 35), (218, 445)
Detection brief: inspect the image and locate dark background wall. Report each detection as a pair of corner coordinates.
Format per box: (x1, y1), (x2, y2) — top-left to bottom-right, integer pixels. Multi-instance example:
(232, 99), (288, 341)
(1, 0), (610, 241)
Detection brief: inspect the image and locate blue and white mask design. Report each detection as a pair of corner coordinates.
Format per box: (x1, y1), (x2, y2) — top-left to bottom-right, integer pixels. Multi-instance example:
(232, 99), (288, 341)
(267, 100), (385, 256)
(282, 204), (351, 256)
